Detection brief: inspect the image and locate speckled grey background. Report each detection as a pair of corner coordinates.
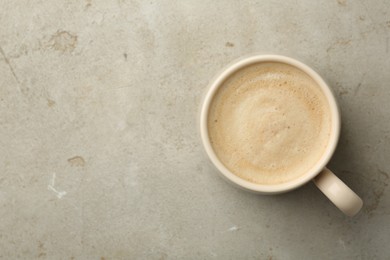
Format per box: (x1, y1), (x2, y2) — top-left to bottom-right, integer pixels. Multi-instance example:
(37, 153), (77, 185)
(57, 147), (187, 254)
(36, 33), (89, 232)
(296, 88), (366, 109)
(0, 0), (389, 259)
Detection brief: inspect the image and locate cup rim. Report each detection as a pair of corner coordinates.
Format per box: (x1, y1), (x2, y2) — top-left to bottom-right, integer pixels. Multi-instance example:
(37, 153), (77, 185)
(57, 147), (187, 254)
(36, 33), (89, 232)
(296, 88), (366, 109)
(200, 54), (341, 194)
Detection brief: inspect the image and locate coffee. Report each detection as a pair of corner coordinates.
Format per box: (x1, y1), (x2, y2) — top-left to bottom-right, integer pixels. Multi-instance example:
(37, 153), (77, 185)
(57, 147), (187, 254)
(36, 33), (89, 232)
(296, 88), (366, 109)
(207, 62), (332, 185)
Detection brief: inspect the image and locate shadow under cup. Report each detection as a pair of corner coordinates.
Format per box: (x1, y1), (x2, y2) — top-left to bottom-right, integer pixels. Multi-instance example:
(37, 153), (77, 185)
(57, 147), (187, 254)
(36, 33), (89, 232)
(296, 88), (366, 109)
(200, 55), (341, 194)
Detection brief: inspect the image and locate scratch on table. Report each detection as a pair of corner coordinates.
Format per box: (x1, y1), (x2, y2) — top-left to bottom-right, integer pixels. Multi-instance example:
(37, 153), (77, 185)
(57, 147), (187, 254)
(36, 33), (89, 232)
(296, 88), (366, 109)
(0, 45), (22, 91)
(228, 226), (240, 232)
(48, 172), (67, 199)
(338, 238), (346, 249)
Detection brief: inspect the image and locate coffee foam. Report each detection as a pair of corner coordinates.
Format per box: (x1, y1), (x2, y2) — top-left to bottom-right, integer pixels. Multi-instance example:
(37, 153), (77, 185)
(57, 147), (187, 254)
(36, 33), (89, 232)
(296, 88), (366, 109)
(208, 62), (332, 185)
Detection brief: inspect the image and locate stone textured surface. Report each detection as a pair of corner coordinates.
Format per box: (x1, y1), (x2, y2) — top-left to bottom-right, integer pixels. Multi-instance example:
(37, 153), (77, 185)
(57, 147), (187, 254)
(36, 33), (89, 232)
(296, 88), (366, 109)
(0, 0), (389, 259)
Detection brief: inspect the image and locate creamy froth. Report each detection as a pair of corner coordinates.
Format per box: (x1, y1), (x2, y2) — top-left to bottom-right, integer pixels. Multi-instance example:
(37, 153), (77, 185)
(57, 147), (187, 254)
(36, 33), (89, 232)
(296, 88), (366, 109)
(208, 62), (332, 185)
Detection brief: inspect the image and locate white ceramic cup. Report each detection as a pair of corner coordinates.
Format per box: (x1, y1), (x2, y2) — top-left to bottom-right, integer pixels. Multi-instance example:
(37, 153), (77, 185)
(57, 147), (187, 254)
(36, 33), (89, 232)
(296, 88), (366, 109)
(200, 54), (363, 217)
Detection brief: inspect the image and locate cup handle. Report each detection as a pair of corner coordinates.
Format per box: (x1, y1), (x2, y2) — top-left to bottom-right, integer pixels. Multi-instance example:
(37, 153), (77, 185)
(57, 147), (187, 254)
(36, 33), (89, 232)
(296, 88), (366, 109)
(313, 168), (363, 217)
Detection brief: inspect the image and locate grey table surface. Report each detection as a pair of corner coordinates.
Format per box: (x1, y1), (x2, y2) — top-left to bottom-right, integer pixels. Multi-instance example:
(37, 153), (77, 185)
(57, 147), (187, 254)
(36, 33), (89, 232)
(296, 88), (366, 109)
(1, 0), (389, 259)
